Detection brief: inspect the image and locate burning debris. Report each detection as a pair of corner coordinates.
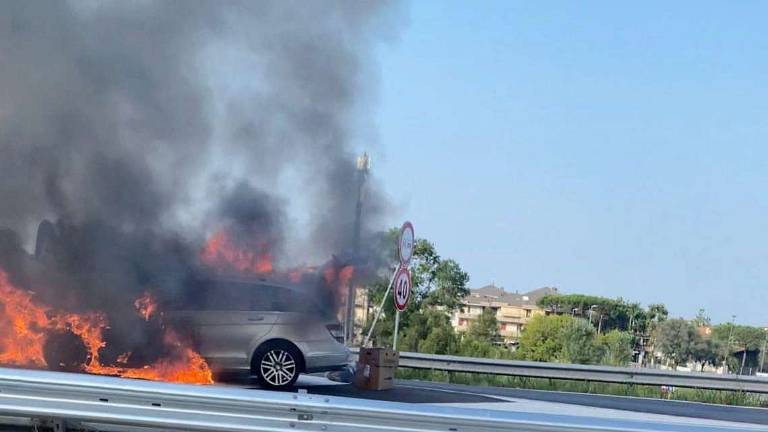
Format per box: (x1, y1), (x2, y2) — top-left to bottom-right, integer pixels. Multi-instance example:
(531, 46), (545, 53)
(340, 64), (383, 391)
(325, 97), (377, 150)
(0, 1), (394, 383)
(0, 268), (213, 384)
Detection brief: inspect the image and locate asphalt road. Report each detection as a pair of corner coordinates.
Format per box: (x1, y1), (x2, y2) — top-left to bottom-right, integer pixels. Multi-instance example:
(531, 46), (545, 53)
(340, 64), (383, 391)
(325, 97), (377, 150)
(220, 372), (768, 426)
(396, 380), (768, 426)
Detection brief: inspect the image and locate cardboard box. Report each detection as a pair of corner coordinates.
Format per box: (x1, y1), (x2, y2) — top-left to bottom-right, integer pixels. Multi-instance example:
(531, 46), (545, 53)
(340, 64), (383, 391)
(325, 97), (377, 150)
(357, 347), (399, 367)
(353, 362), (395, 390)
(353, 347), (399, 390)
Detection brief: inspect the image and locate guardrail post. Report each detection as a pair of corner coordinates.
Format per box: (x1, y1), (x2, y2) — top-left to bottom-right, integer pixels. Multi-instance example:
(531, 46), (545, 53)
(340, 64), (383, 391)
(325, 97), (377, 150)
(34, 417), (71, 432)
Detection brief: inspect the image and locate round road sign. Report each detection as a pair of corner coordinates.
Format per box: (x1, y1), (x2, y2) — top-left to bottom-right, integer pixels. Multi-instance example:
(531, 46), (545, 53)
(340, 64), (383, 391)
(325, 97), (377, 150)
(398, 221), (415, 265)
(393, 267), (412, 311)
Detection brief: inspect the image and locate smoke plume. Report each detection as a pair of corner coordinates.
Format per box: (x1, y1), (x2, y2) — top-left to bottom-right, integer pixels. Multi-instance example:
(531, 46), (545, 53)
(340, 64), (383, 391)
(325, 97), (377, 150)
(0, 0), (396, 369)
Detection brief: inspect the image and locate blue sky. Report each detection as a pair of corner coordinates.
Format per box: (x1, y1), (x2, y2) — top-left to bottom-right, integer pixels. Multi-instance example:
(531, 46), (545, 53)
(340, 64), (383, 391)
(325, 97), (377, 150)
(372, 1), (768, 325)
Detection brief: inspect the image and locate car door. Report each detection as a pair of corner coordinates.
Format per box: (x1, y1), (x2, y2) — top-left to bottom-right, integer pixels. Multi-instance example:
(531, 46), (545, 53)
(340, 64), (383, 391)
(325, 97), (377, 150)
(187, 281), (280, 370)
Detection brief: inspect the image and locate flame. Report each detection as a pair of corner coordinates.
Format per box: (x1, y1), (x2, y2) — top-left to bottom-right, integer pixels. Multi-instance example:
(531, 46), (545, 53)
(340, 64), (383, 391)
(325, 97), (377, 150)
(116, 330), (212, 384)
(0, 268), (212, 384)
(201, 229), (273, 274)
(134, 291), (157, 321)
(0, 271), (52, 366)
(323, 265), (355, 306)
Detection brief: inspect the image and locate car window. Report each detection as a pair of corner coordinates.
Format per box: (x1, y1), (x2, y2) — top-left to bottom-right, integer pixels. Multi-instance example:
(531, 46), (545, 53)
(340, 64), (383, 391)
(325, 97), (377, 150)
(202, 281), (253, 311)
(250, 285), (316, 313)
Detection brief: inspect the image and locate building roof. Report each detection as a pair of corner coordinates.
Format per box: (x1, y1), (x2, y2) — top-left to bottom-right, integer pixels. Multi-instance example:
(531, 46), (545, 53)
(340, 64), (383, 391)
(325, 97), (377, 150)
(465, 285), (558, 307)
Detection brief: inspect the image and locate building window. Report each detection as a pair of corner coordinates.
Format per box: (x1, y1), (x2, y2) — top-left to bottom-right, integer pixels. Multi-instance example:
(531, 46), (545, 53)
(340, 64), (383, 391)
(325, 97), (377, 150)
(525, 309), (532, 318)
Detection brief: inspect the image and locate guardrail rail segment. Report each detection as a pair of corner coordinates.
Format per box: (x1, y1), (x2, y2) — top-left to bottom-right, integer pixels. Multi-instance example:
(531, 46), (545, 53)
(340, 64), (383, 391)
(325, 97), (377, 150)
(353, 349), (768, 393)
(0, 367), (761, 432)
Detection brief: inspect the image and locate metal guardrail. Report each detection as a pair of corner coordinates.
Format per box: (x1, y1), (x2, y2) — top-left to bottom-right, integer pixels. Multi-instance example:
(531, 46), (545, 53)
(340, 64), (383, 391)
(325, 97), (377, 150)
(0, 367), (759, 432)
(390, 351), (768, 393)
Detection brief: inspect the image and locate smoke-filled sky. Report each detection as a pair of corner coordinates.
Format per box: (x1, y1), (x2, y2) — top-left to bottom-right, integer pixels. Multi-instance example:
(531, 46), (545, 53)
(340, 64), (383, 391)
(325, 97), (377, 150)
(376, 1), (768, 325)
(0, 0), (395, 266)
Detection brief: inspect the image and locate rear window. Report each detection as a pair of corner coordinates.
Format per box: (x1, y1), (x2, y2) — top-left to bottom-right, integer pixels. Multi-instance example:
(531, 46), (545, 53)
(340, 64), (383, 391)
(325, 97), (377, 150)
(195, 281), (316, 312)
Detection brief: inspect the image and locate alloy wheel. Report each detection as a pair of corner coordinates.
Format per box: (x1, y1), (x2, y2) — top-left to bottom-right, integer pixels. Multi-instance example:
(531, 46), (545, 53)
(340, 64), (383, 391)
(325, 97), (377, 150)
(259, 349), (297, 387)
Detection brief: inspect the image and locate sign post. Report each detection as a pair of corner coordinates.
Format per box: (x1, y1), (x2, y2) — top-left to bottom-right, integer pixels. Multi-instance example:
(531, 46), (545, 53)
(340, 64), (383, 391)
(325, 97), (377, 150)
(362, 221), (414, 348)
(362, 263), (400, 347)
(392, 221), (414, 351)
(392, 266), (411, 350)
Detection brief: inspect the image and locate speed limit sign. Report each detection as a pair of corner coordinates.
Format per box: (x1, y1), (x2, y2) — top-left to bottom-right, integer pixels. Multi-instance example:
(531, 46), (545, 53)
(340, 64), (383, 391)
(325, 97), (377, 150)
(393, 267), (411, 311)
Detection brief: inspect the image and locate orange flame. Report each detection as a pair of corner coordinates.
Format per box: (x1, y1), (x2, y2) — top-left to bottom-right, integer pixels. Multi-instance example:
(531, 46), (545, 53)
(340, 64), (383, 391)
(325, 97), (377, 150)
(200, 229), (273, 274)
(0, 268), (212, 384)
(0, 271), (53, 367)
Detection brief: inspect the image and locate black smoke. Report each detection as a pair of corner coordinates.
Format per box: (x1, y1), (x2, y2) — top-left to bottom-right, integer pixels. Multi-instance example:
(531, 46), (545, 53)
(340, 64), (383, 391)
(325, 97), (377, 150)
(0, 0), (396, 368)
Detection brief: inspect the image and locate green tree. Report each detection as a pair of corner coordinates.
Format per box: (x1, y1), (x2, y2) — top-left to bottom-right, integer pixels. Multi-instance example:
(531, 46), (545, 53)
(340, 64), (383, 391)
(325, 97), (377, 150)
(467, 308), (501, 342)
(647, 303), (669, 324)
(364, 229), (470, 348)
(693, 338), (722, 372)
(423, 259), (470, 311)
(399, 310), (458, 355)
(559, 319), (600, 364)
(692, 309), (711, 327)
(598, 330), (634, 366)
(711, 324), (767, 373)
(537, 294), (660, 335)
(655, 319), (701, 368)
(516, 315), (572, 362)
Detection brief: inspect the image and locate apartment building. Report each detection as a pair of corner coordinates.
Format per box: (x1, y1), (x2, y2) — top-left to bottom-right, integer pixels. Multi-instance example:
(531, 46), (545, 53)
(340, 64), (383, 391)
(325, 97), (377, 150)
(451, 285), (558, 345)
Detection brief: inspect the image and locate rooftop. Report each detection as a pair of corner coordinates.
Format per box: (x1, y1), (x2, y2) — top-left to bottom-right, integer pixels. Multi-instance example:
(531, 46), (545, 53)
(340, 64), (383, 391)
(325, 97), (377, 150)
(465, 284), (558, 307)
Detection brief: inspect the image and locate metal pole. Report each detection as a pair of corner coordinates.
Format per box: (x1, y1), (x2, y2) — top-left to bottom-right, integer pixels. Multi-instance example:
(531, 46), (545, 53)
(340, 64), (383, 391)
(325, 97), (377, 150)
(363, 264), (399, 347)
(723, 315), (736, 374)
(393, 310), (401, 351)
(597, 314), (603, 336)
(346, 153), (369, 345)
(740, 346), (748, 376)
(760, 337), (767, 373)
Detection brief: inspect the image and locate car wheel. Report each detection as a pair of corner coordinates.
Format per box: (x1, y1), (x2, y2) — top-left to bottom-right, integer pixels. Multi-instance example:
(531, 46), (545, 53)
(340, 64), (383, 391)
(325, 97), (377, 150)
(253, 342), (302, 389)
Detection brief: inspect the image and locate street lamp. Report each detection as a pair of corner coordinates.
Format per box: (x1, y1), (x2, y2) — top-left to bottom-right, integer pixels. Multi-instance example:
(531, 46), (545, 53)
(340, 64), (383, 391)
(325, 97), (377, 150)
(344, 152), (370, 345)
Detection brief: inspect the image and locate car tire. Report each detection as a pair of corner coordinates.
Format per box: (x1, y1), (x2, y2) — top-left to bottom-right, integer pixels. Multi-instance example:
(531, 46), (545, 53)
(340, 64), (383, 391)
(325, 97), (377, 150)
(252, 341), (303, 389)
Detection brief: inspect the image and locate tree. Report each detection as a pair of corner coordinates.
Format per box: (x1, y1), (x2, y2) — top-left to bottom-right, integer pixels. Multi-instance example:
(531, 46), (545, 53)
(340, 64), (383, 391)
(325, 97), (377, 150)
(364, 229), (470, 348)
(598, 330), (634, 366)
(647, 303), (669, 323)
(711, 324), (767, 373)
(692, 309), (711, 327)
(559, 319), (600, 364)
(399, 310), (458, 355)
(423, 258), (470, 312)
(655, 319), (701, 368)
(516, 315), (570, 362)
(537, 294), (660, 335)
(467, 307), (501, 343)
(692, 338), (722, 372)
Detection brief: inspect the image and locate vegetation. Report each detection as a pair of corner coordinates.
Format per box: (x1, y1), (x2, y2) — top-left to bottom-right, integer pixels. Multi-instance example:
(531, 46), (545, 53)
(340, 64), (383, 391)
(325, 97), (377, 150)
(362, 227), (768, 408)
(654, 319), (702, 368)
(396, 369), (768, 408)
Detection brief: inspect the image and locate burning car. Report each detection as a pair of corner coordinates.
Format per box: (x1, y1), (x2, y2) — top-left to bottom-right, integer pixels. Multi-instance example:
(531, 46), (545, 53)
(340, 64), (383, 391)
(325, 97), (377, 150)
(0, 221), (352, 389)
(168, 274), (349, 389)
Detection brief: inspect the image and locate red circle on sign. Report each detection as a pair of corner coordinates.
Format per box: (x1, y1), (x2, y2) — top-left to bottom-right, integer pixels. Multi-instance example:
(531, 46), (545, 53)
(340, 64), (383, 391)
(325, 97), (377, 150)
(393, 267), (411, 311)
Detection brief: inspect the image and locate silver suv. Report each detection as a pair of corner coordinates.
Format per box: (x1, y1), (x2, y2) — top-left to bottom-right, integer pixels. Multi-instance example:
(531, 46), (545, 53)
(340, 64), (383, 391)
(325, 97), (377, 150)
(169, 277), (350, 389)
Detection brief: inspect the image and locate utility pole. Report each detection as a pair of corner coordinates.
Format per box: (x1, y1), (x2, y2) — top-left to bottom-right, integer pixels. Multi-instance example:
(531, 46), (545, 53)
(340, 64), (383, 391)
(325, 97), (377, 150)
(722, 315), (736, 374)
(345, 152), (369, 345)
